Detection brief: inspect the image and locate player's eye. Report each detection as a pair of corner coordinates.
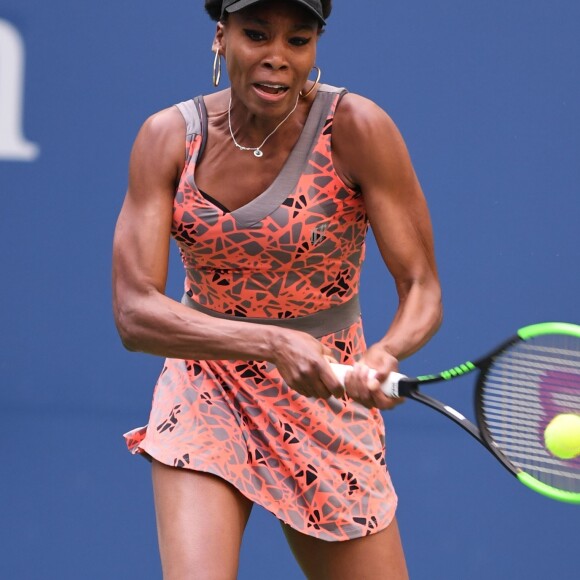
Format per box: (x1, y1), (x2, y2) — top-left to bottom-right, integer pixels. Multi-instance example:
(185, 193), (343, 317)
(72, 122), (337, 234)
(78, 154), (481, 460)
(289, 36), (312, 47)
(244, 29), (266, 42)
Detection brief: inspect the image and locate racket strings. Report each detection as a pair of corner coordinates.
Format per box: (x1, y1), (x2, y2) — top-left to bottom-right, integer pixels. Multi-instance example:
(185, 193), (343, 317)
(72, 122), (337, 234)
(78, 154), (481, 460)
(480, 334), (580, 494)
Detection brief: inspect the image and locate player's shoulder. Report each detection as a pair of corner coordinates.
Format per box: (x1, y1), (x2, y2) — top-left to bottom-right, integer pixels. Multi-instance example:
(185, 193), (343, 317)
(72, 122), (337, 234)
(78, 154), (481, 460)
(334, 92), (399, 140)
(333, 93), (400, 155)
(129, 105), (187, 173)
(140, 105), (185, 141)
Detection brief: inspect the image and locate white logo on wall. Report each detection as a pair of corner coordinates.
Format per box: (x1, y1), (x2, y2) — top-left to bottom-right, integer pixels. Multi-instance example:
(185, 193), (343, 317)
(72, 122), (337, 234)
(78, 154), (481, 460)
(0, 19), (39, 161)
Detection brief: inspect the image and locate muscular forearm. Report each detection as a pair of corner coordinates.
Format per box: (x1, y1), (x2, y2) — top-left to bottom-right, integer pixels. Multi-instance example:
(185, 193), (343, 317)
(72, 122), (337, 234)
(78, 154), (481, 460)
(115, 291), (284, 362)
(376, 278), (442, 361)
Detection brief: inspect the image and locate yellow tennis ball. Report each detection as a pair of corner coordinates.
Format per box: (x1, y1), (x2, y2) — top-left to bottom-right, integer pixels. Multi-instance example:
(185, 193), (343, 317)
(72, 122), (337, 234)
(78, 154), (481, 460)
(544, 413), (580, 459)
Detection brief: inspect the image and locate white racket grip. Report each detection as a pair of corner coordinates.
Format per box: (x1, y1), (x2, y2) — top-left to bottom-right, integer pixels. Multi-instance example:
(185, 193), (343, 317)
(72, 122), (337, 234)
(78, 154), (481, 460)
(380, 372), (407, 398)
(329, 363), (407, 398)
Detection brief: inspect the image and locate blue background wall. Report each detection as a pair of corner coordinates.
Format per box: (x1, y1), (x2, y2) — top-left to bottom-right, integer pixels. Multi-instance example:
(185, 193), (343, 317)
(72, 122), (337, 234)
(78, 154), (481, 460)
(1, 1), (578, 578)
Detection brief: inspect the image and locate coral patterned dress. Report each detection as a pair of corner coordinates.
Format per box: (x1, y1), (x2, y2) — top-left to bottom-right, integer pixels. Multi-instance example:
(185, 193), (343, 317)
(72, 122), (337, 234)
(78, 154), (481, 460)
(124, 85), (397, 541)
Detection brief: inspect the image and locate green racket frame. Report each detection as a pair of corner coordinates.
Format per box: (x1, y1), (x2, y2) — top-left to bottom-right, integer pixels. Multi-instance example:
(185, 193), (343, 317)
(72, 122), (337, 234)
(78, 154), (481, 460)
(395, 322), (580, 504)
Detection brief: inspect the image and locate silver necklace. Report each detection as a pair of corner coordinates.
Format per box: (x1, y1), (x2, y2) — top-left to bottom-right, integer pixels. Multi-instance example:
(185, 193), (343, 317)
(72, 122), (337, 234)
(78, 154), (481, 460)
(228, 96), (299, 158)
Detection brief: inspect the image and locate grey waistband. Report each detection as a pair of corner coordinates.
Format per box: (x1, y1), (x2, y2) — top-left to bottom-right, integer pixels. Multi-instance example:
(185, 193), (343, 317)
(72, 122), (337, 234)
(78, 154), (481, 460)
(181, 294), (361, 338)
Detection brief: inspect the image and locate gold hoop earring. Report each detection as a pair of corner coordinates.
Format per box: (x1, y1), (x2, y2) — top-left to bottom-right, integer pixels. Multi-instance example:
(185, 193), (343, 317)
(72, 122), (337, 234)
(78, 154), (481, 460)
(212, 50), (222, 87)
(299, 66), (321, 99)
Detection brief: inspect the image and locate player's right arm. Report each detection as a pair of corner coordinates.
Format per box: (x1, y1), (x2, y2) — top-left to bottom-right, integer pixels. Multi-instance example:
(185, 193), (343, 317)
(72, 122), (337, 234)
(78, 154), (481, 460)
(112, 106), (188, 355)
(112, 109), (342, 398)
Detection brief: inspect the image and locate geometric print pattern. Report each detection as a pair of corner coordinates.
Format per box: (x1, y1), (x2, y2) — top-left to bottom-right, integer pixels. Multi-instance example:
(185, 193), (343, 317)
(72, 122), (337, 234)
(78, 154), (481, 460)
(172, 103), (368, 318)
(124, 88), (397, 541)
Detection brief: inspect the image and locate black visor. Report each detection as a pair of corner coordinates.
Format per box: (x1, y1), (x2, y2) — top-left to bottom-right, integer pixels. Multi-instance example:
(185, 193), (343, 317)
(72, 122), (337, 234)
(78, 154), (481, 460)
(221, 0), (326, 25)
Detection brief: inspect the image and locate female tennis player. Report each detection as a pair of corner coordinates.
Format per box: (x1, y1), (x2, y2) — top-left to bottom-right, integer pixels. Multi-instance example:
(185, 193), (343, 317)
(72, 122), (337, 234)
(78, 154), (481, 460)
(113, 0), (442, 577)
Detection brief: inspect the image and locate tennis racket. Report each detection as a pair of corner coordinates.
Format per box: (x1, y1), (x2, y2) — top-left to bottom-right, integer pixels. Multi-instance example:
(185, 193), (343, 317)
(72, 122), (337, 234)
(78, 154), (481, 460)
(331, 322), (580, 504)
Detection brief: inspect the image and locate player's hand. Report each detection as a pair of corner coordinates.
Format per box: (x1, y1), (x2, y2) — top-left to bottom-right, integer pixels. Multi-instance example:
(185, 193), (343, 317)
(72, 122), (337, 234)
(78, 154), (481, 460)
(343, 345), (405, 410)
(270, 330), (344, 399)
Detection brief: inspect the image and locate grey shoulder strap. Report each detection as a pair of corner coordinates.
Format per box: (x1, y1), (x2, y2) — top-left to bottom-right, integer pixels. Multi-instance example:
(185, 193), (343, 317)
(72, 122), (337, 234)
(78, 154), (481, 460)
(317, 83), (347, 95)
(174, 96), (208, 160)
(174, 99), (201, 136)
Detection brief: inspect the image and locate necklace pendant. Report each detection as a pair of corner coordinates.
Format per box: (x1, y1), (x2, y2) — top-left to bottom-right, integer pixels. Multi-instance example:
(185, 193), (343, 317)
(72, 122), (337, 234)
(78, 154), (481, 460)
(253, 149), (263, 158)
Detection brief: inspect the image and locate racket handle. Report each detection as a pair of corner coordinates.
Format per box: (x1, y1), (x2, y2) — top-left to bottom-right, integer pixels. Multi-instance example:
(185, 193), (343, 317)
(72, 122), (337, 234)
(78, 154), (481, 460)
(329, 363), (407, 398)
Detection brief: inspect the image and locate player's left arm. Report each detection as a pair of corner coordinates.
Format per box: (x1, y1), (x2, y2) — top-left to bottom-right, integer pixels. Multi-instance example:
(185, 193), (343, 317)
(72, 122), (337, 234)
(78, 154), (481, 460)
(332, 93), (443, 408)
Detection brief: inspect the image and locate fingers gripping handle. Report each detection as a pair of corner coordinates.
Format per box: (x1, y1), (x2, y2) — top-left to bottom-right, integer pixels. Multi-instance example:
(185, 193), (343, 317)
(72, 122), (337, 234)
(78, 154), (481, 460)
(329, 363), (407, 398)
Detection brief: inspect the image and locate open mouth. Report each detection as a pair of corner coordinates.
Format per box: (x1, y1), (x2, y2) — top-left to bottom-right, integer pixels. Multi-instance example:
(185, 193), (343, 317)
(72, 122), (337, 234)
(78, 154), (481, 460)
(254, 83), (289, 95)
